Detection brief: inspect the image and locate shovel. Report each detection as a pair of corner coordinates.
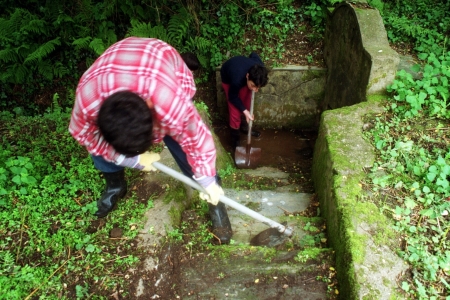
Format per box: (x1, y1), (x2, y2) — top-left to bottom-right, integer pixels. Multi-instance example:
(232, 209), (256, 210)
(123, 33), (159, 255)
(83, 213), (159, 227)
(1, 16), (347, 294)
(235, 91), (261, 169)
(152, 161), (294, 239)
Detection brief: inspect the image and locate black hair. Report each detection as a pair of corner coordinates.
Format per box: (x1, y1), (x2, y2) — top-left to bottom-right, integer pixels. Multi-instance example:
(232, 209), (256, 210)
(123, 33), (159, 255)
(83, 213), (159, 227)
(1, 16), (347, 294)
(97, 91), (153, 156)
(181, 52), (200, 71)
(248, 64), (269, 87)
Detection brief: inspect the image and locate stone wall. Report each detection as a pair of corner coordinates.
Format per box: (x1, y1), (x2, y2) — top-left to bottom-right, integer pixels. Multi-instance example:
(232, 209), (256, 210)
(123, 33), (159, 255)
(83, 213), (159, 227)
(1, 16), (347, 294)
(313, 1), (404, 299)
(322, 2), (399, 110)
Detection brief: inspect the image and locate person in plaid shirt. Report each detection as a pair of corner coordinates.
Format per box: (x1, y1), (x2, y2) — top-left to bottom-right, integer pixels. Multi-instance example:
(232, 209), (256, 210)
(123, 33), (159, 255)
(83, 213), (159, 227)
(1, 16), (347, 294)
(69, 37), (232, 244)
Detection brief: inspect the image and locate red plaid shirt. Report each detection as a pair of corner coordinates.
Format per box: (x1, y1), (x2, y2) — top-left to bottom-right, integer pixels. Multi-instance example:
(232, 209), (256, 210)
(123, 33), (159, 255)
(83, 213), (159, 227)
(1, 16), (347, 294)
(69, 37), (217, 178)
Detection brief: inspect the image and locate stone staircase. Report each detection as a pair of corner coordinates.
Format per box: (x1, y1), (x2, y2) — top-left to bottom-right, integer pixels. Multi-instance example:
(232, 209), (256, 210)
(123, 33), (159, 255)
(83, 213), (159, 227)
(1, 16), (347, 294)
(133, 148), (335, 299)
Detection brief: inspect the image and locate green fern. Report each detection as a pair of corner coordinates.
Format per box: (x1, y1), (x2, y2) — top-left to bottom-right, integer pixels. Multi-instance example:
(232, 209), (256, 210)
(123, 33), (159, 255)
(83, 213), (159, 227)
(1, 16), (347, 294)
(0, 49), (19, 63)
(37, 61), (54, 81)
(167, 8), (192, 46)
(185, 36), (210, 53)
(72, 37), (93, 50)
(127, 20), (170, 42)
(12, 64), (30, 84)
(89, 38), (107, 56)
(24, 38), (61, 64)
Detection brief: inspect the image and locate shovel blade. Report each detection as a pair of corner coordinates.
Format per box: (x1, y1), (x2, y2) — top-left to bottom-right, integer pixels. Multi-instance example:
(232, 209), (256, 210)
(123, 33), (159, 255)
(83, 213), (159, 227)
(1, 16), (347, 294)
(235, 145), (261, 169)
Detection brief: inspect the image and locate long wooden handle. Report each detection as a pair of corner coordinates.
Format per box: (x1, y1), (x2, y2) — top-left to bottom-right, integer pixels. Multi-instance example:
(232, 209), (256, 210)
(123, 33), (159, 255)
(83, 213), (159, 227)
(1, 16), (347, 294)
(247, 91), (255, 145)
(152, 161), (293, 236)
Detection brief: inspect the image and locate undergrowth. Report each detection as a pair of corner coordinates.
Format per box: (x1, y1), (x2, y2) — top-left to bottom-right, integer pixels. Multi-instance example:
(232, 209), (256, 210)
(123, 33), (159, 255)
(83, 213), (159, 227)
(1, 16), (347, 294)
(0, 99), (154, 299)
(361, 1), (450, 298)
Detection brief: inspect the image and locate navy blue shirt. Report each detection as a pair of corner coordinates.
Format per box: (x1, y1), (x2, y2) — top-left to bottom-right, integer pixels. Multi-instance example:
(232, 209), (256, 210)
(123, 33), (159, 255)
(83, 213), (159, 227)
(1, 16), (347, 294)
(220, 52), (264, 112)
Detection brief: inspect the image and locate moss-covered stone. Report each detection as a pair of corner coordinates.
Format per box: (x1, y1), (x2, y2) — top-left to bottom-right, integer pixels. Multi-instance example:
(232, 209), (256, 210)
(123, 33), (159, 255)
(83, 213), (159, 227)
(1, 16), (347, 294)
(312, 99), (407, 299)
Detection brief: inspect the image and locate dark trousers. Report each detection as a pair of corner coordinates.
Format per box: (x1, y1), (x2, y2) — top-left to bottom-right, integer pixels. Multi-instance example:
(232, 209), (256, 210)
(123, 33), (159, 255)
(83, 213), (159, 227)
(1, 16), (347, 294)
(91, 136), (194, 178)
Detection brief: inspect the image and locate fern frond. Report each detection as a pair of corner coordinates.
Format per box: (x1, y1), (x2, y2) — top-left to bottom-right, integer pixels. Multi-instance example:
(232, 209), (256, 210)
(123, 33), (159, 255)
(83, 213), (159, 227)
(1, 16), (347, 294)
(37, 61), (54, 81)
(167, 8), (192, 47)
(24, 38), (61, 64)
(127, 19), (153, 38)
(105, 29), (117, 45)
(127, 20), (170, 42)
(52, 62), (69, 79)
(89, 38), (106, 55)
(22, 19), (48, 35)
(186, 36), (211, 53)
(13, 64), (30, 83)
(72, 37), (92, 50)
(0, 49), (19, 63)
(4, 9), (30, 35)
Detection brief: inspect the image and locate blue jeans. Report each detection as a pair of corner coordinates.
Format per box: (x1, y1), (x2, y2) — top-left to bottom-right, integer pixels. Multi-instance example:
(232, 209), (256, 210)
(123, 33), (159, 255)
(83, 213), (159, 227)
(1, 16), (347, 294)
(91, 136), (194, 177)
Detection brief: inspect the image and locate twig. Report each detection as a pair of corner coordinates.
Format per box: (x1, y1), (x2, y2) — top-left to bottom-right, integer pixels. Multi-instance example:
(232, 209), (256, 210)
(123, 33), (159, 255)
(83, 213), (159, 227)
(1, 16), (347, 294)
(16, 207), (27, 263)
(103, 255), (131, 264)
(74, 197), (82, 206)
(24, 259), (68, 300)
(277, 206), (293, 215)
(208, 230), (222, 245)
(426, 127), (449, 130)
(303, 277), (317, 283)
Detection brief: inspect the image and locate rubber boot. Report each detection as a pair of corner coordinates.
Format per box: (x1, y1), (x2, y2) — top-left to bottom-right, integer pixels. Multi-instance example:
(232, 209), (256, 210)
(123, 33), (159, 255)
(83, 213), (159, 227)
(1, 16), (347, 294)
(240, 124), (261, 138)
(208, 175), (232, 244)
(94, 170), (127, 218)
(230, 128), (241, 150)
(208, 202), (233, 244)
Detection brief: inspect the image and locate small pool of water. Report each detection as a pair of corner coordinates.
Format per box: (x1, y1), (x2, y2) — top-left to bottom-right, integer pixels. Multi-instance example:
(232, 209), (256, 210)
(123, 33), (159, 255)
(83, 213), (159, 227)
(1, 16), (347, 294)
(213, 124), (317, 168)
(213, 125), (317, 195)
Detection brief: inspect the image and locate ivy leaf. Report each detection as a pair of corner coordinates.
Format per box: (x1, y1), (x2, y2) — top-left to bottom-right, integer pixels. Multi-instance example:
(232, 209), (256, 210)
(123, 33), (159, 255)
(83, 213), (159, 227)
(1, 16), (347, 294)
(418, 53), (428, 60)
(405, 197), (417, 209)
(85, 244), (96, 253)
(12, 175), (22, 185)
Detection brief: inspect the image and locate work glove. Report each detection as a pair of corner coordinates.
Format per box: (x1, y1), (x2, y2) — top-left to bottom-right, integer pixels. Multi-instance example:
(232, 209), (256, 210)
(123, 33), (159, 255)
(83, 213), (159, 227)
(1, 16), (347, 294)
(199, 182), (224, 206)
(138, 152), (161, 172)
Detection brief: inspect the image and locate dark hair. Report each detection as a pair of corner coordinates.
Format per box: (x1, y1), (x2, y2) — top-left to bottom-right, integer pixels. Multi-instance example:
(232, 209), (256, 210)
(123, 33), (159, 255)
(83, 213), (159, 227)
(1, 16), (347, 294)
(98, 91), (153, 156)
(248, 64), (268, 87)
(181, 52), (200, 71)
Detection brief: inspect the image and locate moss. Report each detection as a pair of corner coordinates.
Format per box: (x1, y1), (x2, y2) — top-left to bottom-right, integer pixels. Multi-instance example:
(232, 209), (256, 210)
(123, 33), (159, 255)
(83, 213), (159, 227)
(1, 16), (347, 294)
(366, 93), (386, 103)
(301, 69), (326, 82)
(164, 182), (189, 225)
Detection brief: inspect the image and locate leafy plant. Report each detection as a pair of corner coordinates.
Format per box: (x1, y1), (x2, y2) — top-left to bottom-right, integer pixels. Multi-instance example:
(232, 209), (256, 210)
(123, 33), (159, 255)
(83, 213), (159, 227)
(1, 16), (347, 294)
(363, 34), (450, 297)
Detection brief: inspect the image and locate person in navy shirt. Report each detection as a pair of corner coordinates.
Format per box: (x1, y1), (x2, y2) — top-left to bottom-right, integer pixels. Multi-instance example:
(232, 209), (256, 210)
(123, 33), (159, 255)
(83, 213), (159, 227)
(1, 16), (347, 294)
(220, 52), (268, 150)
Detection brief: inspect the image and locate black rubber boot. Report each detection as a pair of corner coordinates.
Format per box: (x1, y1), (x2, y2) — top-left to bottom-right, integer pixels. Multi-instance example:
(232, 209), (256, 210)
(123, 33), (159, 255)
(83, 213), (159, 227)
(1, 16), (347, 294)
(240, 125), (261, 138)
(230, 128), (241, 150)
(94, 170), (127, 218)
(208, 202), (233, 244)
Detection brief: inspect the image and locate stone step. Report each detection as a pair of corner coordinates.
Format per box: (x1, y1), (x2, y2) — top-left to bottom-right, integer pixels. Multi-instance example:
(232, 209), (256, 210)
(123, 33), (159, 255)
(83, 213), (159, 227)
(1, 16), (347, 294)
(135, 149), (331, 299)
(180, 249), (329, 300)
(223, 188), (313, 245)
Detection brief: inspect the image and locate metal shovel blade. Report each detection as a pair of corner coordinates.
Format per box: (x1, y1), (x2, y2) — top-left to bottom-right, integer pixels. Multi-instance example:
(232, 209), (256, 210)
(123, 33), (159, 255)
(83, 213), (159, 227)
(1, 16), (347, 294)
(235, 91), (261, 169)
(235, 144), (261, 169)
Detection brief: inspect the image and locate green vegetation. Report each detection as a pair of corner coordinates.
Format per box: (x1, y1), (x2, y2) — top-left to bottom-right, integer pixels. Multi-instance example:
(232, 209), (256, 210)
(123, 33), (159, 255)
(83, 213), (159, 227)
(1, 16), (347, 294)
(0, 102), (153, 299)
(364, 1), (450, 298)
(0, 0), (324, 114)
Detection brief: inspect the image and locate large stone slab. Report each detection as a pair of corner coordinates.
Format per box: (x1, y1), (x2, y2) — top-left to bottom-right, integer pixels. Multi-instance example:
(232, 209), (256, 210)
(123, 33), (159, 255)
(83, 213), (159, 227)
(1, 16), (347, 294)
(312, 99), (408, 299)
(322, 2), (399, 110)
